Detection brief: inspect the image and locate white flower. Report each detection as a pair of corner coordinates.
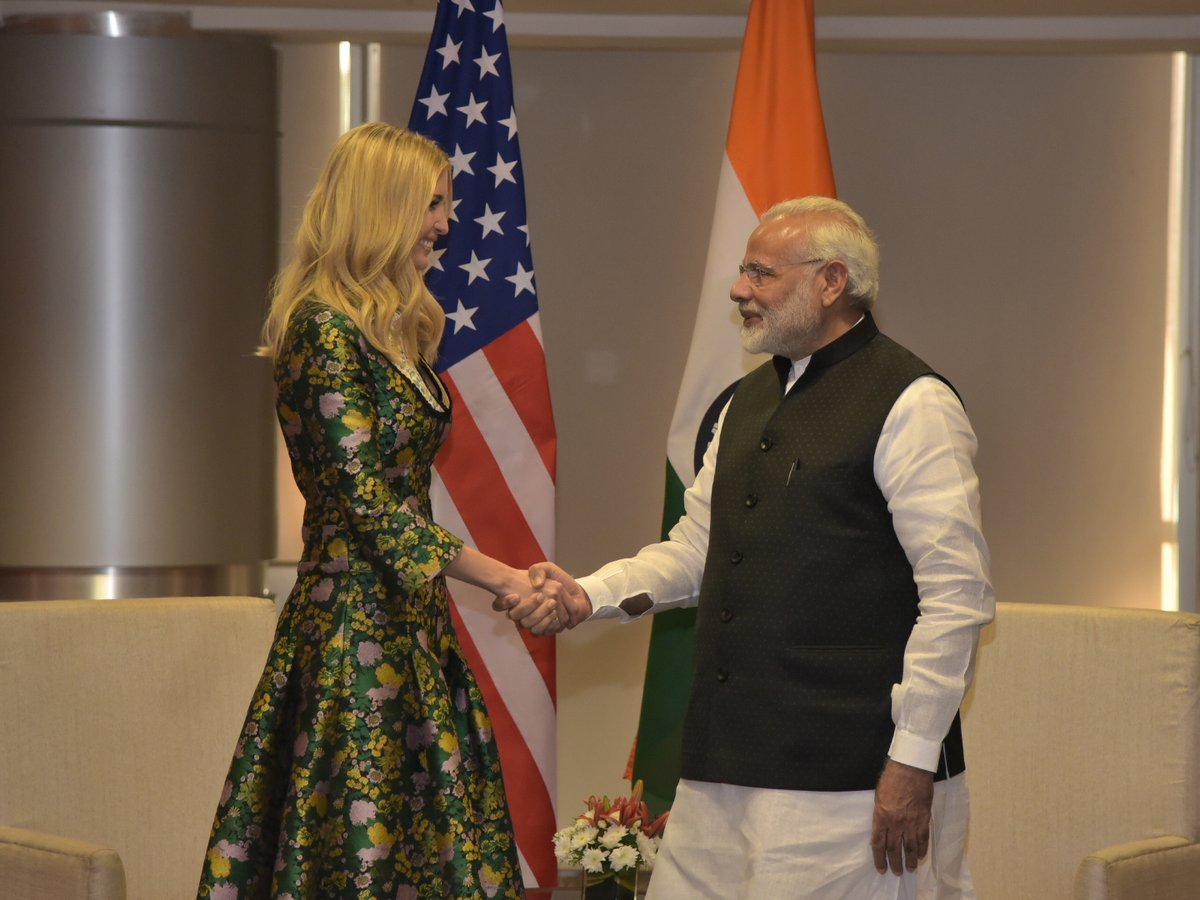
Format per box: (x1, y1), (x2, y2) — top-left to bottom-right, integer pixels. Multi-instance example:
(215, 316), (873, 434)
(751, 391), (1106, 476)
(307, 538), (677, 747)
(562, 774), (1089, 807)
(570, 825), (599, 849)
(608, 844), (640, 871)
(599, 823), (629, 849)
(552, 784), (670, 880)
(552, 827), (579, 864)
(580, 847), (608, 873)
(636, 831), (659, 870)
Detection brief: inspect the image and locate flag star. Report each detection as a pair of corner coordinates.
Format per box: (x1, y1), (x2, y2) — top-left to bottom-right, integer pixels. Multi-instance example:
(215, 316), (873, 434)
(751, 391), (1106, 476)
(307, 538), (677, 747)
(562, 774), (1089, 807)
(457, 93), (489, 127)
(505, 261), (535, 296)
(430, 246), (447, 271)
(460, 251), (492, 284)
(418, 86), (450, 119)
(498, 107), (518, 140)
(450, 198), (463, 222)
(474, 49), (501, 79)
(487, 153), (518, 187)
(448, 144), (476, 177)
(446, 300), (479, 333)
(435, 35), (462, 69)
(450, 0), (475, 17)
(518, 223), (530, 246)
(483, 2), (504, 32)
(474, 204), (506, 238)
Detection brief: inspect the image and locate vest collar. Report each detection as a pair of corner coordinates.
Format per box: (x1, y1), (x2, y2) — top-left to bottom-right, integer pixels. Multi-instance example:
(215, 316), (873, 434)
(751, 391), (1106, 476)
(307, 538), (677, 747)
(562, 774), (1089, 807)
(772, 312), (879, 390)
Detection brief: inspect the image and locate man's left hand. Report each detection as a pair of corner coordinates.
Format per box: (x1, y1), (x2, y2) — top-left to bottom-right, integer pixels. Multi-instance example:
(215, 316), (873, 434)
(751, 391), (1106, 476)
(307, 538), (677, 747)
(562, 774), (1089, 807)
(870, 757), (934, 875)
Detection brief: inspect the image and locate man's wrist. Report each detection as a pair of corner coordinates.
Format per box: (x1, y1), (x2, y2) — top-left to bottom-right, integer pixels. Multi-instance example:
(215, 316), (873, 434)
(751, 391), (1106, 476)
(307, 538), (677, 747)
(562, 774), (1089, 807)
(884, 757), (935, 777)
(887, 730), (943, 773)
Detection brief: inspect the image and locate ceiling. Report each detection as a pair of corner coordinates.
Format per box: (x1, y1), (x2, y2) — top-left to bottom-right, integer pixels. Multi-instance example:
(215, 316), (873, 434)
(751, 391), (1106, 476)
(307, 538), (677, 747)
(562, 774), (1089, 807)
(8, 0), (1200, 15)
(3, 0), (1199, 50)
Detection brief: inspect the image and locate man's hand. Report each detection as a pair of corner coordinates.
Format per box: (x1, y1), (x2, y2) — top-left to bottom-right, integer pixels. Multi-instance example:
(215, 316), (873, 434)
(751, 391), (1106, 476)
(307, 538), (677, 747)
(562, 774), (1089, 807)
(490, 561), (593, 636)
(530, 562), (592, 627)
(870, 757), (934, 875)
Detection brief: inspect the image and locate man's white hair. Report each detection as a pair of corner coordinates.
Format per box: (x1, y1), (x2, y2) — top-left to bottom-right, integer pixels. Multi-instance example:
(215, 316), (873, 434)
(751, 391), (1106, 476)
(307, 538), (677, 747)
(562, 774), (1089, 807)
(762, 196), (880, 310)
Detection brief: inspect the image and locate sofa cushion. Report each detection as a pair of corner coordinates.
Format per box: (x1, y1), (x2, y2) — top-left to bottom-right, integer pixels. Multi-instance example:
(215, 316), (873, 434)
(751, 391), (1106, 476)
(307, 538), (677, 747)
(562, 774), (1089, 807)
(0, 824), (126, 900)
(0, 597), (277, 900)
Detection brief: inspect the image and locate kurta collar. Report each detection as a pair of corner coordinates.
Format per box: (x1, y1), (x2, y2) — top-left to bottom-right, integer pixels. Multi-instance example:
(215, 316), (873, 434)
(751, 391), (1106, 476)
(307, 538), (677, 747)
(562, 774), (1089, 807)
(772, 312), (878, 391)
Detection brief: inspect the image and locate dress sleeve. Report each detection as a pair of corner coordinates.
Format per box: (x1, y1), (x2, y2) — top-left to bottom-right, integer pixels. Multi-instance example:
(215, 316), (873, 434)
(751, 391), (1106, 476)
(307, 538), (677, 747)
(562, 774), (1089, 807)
(278, 310), (463, 594)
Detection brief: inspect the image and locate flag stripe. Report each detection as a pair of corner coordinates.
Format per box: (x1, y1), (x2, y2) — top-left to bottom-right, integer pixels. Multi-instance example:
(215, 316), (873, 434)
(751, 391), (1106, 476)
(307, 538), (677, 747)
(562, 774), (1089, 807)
(456, 586), (558, 779)
(434, 379), (557, 695)
(726, 0), (836, 213)
(481, 319), (557, 479)
(444, 352), (556, 556)
(432, 476), (559, 768)
(664, 157), (760, 485)
(446, 595), (560, 889)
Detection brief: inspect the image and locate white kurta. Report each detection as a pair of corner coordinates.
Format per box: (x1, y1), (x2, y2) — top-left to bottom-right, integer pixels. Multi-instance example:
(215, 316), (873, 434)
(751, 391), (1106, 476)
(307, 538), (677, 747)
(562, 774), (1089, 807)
(577, 355), (995, 899)
(648, 775), (973, 900)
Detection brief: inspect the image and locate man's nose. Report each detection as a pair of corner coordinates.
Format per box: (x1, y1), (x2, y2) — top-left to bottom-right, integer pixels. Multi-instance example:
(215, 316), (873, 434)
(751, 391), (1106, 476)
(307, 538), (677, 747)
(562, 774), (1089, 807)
(730, 272), (752, 302)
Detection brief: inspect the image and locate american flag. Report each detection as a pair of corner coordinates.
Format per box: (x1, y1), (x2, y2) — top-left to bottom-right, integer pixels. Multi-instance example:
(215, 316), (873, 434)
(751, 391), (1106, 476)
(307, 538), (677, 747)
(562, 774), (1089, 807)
(407, 0), (558, 888)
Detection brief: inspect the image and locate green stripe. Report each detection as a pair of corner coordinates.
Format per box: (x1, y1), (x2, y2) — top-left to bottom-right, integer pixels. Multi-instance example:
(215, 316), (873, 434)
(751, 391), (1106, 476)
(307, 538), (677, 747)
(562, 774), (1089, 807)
(630, 460), (697, 815)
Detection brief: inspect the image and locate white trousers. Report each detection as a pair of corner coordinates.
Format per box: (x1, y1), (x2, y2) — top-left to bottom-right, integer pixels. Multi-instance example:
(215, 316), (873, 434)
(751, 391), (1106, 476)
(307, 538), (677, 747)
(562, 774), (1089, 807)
(645, 775), (974, 900)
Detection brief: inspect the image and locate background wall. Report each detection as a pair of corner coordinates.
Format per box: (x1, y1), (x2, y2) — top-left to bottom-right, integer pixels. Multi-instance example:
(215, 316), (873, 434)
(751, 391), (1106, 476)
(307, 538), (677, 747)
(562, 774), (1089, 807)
(821, 52), (1173, 612)
(276, 41), (1177, 824)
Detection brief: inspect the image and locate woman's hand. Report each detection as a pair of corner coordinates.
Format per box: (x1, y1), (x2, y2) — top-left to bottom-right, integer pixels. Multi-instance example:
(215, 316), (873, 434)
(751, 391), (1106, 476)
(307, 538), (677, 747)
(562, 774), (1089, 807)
(445, 547), (566, 635)
(493, 565), (563, 636)
(493, 562), (593, 635)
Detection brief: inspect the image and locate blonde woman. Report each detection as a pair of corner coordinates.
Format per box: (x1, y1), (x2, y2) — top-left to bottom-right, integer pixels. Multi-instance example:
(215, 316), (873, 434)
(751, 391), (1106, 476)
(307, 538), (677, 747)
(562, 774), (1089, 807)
(199, 124), (531, 899)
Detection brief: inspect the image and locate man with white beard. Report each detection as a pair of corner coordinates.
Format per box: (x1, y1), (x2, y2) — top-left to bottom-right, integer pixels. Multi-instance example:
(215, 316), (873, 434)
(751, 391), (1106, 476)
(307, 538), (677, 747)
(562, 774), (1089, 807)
(509, 196), (995, 899)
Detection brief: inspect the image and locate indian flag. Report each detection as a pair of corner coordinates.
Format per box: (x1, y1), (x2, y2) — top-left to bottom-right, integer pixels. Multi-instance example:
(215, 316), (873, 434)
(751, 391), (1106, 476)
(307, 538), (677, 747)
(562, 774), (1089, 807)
(630, 0), (838, 815)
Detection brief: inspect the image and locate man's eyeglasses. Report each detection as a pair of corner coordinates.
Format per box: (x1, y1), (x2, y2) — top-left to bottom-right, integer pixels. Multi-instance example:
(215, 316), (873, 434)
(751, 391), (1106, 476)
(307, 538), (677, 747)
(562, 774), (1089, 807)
(737, 258), (824, 287)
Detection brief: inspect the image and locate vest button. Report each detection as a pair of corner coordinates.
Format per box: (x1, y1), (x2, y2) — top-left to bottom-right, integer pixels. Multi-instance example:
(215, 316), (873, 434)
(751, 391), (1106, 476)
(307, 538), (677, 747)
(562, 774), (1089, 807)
(730, 550), (743, 564)
(745, 493), (758, 508)
(720, 608), (733, 623)
(759, 436), (773, 451)
(716, 667), (728, 682)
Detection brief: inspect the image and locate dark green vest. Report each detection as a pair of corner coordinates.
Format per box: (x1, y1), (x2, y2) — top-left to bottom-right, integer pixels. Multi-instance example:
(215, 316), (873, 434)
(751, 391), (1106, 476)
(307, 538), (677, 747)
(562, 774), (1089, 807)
(679, 314), (966, 791)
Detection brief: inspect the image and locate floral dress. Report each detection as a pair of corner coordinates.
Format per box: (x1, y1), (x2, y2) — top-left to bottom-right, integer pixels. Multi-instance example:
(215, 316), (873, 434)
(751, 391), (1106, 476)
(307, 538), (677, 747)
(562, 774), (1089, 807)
(198, 303), (524, 900)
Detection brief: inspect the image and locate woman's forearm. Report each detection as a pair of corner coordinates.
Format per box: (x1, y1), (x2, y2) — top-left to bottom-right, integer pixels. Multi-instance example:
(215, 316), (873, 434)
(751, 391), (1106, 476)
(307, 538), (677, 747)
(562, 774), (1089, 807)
(443, 545), (527, 598)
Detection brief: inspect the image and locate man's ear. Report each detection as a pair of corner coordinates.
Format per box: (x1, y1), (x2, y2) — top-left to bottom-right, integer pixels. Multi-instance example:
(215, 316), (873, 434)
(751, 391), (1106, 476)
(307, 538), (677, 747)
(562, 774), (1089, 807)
(820, 260), (850, 307)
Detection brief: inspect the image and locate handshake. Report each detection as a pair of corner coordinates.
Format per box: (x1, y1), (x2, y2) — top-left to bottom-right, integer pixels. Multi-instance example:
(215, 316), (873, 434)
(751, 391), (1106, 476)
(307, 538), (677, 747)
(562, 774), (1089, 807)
(491, 562), (593, 637)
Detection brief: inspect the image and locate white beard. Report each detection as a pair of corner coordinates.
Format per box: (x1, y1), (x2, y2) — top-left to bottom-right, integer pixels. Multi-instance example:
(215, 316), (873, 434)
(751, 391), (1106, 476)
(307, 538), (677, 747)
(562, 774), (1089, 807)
(738, 285), (822, 357)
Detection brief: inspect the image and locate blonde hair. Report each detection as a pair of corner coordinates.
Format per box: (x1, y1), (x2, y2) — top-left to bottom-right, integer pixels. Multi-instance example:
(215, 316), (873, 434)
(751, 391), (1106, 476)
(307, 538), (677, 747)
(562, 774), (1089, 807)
(260, 123), (451, 364)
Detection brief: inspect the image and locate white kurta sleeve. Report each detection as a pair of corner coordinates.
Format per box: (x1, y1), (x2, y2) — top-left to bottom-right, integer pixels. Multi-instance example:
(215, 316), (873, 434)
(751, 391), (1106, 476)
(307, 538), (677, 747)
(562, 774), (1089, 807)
(876, 376), (996, 772)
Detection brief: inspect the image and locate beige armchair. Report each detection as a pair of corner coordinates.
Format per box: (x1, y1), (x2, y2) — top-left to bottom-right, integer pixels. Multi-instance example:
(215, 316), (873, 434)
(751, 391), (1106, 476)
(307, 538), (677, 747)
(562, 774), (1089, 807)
(962, 601), (1200, 900)
(0, 596), (278, 900)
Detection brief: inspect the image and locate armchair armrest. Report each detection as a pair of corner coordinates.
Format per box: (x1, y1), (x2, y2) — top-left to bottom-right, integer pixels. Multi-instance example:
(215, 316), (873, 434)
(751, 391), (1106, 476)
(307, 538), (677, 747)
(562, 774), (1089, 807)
(0, 826), (126, 900)
(1074, 834), (1200, 900)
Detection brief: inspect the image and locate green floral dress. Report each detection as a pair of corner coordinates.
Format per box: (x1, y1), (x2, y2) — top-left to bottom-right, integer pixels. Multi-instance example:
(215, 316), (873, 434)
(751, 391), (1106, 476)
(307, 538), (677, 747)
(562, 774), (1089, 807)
(198, 304), (524, 900)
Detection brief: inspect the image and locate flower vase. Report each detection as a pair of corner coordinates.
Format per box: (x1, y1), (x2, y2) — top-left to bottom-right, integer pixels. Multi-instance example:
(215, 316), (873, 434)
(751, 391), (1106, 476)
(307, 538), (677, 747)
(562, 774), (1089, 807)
(580, 867), (646, 899)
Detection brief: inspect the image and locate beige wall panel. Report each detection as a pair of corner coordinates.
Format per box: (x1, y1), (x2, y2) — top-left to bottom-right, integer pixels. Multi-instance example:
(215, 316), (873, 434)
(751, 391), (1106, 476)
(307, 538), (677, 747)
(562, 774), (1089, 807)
(817, 52), (1173, 611)
(273, 43), (342, 566)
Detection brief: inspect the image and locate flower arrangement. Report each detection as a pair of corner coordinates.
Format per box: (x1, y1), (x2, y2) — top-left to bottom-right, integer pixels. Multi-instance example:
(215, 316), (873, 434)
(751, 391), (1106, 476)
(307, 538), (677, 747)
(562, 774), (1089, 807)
(553, 780), (669, 898)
